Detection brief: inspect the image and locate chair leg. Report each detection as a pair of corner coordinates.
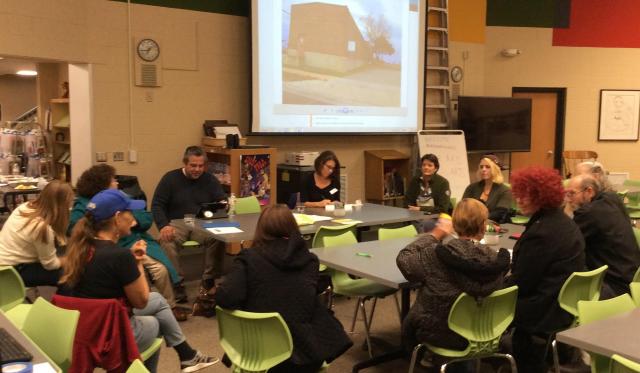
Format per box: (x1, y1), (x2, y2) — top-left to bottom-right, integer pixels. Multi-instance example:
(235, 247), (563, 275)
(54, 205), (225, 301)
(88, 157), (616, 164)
(349, 298), (360, 333)
(327, 286), (334, 310)
(475, 359), (481, 373)
(505, 353), (518, 373)
(440, 362), (448, 373)
(359, 298), (373, 358)
(408, 344), (426, 373)
(552, 339), (560, 373)
(367, 297), (377, 327)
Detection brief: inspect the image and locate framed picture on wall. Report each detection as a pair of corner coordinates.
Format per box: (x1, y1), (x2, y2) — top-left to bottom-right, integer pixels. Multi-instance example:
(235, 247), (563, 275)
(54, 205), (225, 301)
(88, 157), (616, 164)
(598, 89), (640, 141)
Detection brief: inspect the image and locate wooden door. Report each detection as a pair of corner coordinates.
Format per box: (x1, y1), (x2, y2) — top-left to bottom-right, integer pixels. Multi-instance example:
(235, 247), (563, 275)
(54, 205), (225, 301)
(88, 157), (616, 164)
(511, 92), (558, 171)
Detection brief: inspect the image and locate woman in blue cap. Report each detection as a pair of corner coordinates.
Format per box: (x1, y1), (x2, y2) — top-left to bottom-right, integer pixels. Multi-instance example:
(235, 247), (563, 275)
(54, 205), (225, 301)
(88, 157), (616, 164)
(60, 189), (218, 373)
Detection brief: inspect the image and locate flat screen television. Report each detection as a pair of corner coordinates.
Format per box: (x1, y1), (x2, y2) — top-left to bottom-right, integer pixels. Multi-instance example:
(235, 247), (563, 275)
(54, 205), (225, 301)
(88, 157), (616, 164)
(456, 96), (532, 153)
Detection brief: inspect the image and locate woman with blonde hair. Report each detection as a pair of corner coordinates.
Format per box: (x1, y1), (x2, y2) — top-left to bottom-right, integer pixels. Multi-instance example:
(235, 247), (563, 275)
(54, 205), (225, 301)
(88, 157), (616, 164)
(462, 154), (513, 223)
(0, 180), (73, 286)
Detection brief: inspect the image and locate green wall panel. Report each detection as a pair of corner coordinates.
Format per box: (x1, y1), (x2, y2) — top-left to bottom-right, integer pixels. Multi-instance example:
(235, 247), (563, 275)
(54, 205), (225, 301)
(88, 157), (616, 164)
(486, 0), (570, 28)
(111, 0), (249, 17)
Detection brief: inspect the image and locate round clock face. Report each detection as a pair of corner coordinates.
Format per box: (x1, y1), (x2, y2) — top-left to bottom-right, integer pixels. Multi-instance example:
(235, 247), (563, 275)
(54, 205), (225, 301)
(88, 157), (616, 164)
(137, 39), (160, 62)
(451, 66), (463, 83)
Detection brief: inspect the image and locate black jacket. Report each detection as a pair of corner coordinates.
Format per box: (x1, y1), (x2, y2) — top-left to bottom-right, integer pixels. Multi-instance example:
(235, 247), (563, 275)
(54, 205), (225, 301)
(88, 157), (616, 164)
(505, 208), (585, 333)
(573, 191), (640, 296)
(462, 181), (513, 223)
(215, 233), (352, 366)
(397, 234), (510, 349)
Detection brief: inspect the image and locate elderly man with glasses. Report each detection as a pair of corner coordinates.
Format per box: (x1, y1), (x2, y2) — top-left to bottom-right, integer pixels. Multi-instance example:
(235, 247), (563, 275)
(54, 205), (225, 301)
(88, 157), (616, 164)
(566, 174), (640, 298)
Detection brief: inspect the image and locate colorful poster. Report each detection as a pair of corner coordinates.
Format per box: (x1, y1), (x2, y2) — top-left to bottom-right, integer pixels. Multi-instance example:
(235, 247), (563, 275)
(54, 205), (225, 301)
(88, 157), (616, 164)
(240, 154), (271, 205)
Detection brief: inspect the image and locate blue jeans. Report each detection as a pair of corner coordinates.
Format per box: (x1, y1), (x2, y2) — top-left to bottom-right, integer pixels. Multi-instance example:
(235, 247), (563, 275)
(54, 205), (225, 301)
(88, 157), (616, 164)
(130, 292), (186, 372)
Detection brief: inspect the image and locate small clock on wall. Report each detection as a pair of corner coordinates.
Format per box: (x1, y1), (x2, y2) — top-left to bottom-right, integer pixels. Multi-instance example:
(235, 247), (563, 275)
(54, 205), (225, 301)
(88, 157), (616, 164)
(450, 65), (463, 83)
(137, 38), (160, 62)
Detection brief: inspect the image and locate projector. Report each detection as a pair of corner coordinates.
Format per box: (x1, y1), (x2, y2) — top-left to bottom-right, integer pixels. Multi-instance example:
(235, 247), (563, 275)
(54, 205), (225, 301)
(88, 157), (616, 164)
(284, 151), (319, 166)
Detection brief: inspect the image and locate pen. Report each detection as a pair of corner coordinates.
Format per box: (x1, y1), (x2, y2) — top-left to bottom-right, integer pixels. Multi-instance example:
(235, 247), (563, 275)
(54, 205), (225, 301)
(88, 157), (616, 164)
(356, 252), (372, 258)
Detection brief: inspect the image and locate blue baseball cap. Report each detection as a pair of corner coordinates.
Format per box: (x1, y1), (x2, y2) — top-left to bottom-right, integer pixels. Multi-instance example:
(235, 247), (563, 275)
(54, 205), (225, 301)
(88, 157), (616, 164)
(87, 189), (146, 222)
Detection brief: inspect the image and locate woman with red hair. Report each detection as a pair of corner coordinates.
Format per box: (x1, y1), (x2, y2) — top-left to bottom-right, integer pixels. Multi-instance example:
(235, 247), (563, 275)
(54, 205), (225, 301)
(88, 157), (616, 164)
(505, 167), (585, 373)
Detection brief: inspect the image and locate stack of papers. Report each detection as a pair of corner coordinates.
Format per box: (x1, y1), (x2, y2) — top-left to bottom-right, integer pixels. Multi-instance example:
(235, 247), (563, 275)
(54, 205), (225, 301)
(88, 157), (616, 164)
(293, 213), (333, 226)
(332, 218), (362, 224)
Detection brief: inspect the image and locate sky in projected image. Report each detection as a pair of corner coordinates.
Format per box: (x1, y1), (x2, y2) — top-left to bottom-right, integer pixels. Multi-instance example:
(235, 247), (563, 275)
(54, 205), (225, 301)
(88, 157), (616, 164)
(281, 0), (404, 107)
(282, 0), (402, 64)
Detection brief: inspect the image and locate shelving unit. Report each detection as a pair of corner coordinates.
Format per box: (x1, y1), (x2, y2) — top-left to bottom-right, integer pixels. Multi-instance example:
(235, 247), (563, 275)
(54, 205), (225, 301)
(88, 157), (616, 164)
(204, 147), (277, 206)
(364, 150), (410, 206)
(50, 98), (70, 182)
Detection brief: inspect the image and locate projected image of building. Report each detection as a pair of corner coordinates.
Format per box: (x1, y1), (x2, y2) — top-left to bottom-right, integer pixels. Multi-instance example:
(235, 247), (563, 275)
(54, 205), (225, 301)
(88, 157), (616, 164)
(282, 1), (402, 107)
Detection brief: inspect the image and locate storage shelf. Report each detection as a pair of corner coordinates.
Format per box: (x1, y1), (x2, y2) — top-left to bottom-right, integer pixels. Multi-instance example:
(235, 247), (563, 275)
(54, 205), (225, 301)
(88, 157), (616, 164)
(50, 98), (69, 104)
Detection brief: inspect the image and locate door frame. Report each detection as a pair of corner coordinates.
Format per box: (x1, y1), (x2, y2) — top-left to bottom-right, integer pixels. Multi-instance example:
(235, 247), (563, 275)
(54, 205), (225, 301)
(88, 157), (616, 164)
(512, 87), (566, 170)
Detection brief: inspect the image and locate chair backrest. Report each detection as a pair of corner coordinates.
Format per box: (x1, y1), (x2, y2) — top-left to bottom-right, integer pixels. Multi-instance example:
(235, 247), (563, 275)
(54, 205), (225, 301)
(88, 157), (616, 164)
(611, 354), (640, 373)
(126, 359), (150, 373)
(633, 266), (640, 283)
(311, 223), (358, 248)
(235, 196), (262, 214)
(562, 150), (598, 178)
(557, 265), (608, 322)
(22, 298), (79, 372)
(216, 306), (293, 372)
(631, 282), (640, 306)
(0, 266), (26, 311)
(378, 224), (417, 241)
(447, 286), (518, 354)
(577, 294), (635, 326)
(624, 179), (640, 188)
(633, 229), (640, 250)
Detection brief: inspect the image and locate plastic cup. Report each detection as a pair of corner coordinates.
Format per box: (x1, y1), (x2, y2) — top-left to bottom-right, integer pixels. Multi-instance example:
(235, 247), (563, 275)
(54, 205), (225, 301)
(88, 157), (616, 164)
(184, 214), (195, 226)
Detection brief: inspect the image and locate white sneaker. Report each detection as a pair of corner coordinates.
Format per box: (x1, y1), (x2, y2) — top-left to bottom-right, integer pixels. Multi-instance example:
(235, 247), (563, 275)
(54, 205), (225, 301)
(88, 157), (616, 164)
(180, 351), (219, 373)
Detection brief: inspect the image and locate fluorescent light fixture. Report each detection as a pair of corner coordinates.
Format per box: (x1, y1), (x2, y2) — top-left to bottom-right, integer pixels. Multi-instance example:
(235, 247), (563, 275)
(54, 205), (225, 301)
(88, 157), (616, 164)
(16, 70), (37, 76)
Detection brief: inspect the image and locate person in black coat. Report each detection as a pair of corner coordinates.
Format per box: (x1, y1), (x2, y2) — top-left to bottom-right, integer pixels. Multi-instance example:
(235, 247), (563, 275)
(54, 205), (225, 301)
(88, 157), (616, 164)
(214, 205), (352, 372)
(506, 167), (585, 373)
(566, 174), (640, 298)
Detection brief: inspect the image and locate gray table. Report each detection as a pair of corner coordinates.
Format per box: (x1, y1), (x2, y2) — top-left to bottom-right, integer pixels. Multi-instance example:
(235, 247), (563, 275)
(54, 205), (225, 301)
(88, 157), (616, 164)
(0, 310), (61, 372)
(172, 203), (429, 243)
(310, 223), (523, 372)
(557, 308), (640, 362)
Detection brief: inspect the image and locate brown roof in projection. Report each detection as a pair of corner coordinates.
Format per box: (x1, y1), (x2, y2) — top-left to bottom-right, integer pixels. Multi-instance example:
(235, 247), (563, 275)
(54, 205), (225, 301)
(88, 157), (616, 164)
(288, 2), (371, 59)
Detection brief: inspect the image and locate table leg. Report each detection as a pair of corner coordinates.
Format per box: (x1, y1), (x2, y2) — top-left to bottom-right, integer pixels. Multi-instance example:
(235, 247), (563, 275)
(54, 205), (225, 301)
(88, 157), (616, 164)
(352, 287), (412, 372)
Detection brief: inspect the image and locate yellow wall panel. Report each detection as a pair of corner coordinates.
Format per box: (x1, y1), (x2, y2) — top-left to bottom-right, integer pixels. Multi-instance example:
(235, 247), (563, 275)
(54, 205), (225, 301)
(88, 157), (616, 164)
(449, 0), (486, 44)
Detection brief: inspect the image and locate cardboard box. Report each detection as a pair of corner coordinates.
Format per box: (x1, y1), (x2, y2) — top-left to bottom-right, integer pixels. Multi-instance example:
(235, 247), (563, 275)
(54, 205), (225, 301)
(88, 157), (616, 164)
(284, 151), (319, 166)
(201, 136), (247, 148)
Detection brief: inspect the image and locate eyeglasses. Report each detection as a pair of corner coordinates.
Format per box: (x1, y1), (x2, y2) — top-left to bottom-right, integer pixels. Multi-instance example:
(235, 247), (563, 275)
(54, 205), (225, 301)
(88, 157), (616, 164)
(324, 164), (336, 171)
(565, 188), (586, 197)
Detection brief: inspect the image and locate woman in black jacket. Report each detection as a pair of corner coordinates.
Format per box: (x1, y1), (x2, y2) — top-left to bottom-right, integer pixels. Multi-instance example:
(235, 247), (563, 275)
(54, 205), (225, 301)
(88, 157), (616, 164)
(505, 166), (585, 373)
(215, 205), (352, 372)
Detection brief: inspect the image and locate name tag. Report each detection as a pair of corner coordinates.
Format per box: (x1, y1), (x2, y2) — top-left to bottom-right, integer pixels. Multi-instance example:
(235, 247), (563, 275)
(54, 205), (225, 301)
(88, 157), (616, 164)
(329, 188), (338, 195)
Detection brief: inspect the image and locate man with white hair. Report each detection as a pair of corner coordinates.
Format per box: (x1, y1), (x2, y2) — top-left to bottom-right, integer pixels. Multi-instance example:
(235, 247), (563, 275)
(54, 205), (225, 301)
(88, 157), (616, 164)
(566, 174), (640, 298)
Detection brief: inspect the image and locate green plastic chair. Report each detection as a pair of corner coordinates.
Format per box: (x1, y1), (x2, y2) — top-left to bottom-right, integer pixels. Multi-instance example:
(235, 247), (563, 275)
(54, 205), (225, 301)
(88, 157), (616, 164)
(314, 224), (399, 358)
(377, 224), (417, 241)
(0, 266), (33, 329)
(312, 223), (360, 274)
(409, 286), (519, 373)
(216, 306), (293, 373)
(126, 359), (150, 373)
(633, 228), (640, 249)
(235, 196), (262, 214)
(611, 354), (640, 373)
(549, 265), (608, 372)
(140, 338), (163, 362)
(630, 282), (640, 306)
(510, 215), (530, 225)
(22, 298), (80, 372)
(633, 266), (640, 283)
(577, 294), (636, 373)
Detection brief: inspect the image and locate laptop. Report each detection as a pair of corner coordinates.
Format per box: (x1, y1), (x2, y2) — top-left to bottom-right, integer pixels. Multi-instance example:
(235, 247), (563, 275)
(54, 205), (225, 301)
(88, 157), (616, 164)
(197, 201), (228, 220)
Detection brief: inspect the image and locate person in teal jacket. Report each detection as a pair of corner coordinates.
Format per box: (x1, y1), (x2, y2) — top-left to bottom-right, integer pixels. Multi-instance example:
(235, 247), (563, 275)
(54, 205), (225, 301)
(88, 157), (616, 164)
(68, 164), (189, 321)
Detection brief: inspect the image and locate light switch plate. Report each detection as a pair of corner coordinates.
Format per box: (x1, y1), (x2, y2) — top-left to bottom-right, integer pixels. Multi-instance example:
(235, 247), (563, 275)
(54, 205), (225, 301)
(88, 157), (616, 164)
(113, 152), (125, 161)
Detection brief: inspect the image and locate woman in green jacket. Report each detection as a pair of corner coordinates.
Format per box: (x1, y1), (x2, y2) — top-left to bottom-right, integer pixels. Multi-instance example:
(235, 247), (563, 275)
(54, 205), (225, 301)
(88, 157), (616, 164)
(405, 153), (451, 214)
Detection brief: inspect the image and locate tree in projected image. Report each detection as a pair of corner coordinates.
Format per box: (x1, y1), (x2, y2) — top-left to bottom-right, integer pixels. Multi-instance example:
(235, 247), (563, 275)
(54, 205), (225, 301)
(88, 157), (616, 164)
(360, 14), (396, 62)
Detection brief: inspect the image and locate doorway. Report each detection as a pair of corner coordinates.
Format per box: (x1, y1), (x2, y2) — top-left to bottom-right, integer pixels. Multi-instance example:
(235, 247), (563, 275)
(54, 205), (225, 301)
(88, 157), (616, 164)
(511, 88), (566, 172)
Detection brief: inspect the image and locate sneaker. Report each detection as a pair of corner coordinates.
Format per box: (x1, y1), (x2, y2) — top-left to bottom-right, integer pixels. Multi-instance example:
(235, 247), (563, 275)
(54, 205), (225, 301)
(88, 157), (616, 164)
(180, 351), (219, 373)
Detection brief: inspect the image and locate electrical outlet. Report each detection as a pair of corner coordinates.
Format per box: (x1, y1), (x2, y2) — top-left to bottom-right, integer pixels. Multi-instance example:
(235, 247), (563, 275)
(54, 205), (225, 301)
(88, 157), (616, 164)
(113, 152), (125, 161)
(96, 152), (107, 162)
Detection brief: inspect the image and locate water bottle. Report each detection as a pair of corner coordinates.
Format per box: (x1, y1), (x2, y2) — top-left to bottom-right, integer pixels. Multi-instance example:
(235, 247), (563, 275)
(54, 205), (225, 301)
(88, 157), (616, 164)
(11, 162), (20, 176)
(228, 193), (236, 216)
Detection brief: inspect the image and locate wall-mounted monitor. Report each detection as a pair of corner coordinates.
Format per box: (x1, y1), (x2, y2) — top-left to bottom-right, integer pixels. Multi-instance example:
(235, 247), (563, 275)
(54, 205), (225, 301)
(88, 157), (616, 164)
(456, 96), (532, 153)
(250, 0), (427, 135)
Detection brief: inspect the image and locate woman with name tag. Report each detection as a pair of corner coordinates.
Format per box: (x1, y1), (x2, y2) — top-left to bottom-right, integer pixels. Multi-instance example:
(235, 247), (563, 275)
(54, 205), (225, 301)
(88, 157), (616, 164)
(462, 154), (513, 223)
(59, 189), (218, 373)
(405, 153), (452, 214)
(0, 180), (73, 287)
(301, 150), (341, 207)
